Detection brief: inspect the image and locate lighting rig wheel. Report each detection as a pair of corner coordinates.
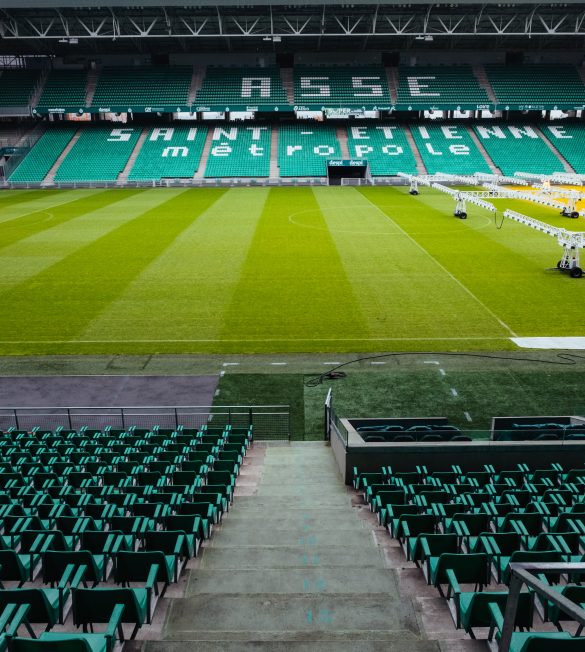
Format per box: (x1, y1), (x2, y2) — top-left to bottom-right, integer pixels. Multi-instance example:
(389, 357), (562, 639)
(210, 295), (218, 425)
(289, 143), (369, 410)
(458, 212), (467, 220)
(569, 267), (583, 278)
(557, 260), (563, 269)
(409, 190), (419, 195)
(571, 211), (579, 219)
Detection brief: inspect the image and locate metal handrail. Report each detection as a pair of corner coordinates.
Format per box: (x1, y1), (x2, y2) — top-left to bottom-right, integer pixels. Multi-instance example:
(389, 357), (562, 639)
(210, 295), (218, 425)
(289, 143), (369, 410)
(500, 562), (585, 652)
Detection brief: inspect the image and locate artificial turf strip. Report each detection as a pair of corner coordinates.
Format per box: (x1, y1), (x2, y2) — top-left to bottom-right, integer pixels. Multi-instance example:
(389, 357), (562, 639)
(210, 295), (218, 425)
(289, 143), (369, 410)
(0, 186), (584, 355)
(214, 373), (306, 440)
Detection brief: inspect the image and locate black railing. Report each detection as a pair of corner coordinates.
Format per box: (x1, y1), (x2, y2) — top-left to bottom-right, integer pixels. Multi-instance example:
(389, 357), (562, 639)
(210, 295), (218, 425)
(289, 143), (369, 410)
(0, 405), (291, 441)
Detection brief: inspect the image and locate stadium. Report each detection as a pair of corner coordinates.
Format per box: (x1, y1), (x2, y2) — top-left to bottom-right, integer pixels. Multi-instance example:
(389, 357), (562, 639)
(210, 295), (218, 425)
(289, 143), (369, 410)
(0, 0), (585, 649)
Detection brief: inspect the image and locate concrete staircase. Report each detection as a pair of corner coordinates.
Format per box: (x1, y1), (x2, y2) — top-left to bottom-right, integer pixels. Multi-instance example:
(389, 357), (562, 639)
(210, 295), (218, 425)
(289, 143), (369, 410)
(189, 66), (205, 106)
(269, 126), (279, 178)
(336, 127), (350, 159)
(84, 69), (99, 107)
(117, 127), (148, 182)
(41, 128), (82, 186)
(533, 125), (575, 174)
(194, 127), (215, 178)
(280, 67), (295, 105)
(386, 66), (398, 105)
(404, 125), (427, 175)
(29, 69), (49, 109)
(473, 64), (497, 105)
(156, 442), (437, 651)
(467, 126), (502, 174)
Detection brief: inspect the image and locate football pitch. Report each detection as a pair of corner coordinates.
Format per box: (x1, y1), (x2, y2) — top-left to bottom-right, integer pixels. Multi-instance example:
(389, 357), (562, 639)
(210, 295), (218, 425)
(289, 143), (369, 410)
(0, 184), (584, 356)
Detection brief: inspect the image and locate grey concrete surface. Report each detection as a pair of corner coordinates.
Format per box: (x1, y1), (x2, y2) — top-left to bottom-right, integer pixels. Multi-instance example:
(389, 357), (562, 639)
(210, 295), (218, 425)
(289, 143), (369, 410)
(163, 442), (438, 648)
(0, 374), (219, 407)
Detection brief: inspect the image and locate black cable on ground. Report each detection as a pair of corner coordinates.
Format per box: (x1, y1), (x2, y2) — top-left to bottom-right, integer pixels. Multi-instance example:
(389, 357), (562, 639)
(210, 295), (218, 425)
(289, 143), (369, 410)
(304, 351), (585, 387)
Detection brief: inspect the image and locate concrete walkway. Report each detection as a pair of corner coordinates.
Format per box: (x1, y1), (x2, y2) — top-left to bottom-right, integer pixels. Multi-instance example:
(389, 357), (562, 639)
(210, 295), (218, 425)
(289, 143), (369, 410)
(154, 442), (441, 651)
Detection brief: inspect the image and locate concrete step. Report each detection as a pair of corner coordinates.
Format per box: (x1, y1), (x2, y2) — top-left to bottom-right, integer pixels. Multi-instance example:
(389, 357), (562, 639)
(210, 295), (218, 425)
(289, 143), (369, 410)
(164, 594), (420, 641)
(186, 566), (398, 595)
(195, 127), (214, 179)
(533, 125), (575, 174)
(84, 69), (99, 107)
(219, 515), (368, 530)
(269, 126), (279, 178)
(198, 545), (384, 570)
(403, 125), (427, 175)
(146, 643), (440, 652)
(473, 64), (497, 104)
(386, 67), (398, 105)
(118, 127), (148, 182)
(206, 529), (373, 547)
(336, 127), (350, 159)
(467, 126), (501, 175)
(42, 128), (81, 185)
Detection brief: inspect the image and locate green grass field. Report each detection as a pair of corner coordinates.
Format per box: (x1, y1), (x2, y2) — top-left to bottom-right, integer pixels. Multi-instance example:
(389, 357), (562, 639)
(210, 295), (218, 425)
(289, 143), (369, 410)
(0, 185), (584, 356)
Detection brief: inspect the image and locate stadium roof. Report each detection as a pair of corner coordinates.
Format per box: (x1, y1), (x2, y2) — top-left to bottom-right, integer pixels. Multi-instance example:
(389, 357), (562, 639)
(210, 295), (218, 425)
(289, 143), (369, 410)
(0, 2), (584, 55)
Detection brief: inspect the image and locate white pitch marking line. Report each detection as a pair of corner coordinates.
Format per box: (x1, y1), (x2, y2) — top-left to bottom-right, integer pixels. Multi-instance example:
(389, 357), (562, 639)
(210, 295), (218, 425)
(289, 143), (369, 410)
(360, 194), (519, 338)
(0, 337), (510, 344)
(451, 388), (459, 397)
(464, 411), (473, 422)
(423, 361), (440, 365)
(370, 361), (386, 365)
(323, 362), (341, 365)
(214, 389), (220, 397)
(270, 362), (287, 366)
(439, 368), (446, 377)
(222, 362), (239, 367)
(219, 371), (225, 377)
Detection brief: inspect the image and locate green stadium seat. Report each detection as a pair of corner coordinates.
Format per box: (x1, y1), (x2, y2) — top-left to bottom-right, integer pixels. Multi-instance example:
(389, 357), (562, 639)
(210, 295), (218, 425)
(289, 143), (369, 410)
(35, 70), (88, 112)
(195, 67), (287, 107)
(294, 66), (391, 107)
(410, 123), (491, 175)
(396, 66), (490, 108)
(347, 123), (417, 176)
(204, 125), (271, 177)
(485, 65), (585, 109)
(450, 588), (533, 636)
(128, 125), (207, 181)
(473, 124), (559, 175)
(8, 127), (77, 184)
(0, 70), (40, 107)
(545, 124), (585, 174)
(278, 124), (341, 177)
(54, 125), (141, 182)
(91, 66), (192, 108)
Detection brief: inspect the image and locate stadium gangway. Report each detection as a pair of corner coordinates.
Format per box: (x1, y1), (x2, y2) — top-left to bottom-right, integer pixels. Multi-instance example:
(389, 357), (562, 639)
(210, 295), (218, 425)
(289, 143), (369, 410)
(473, 173), (529, 186)
(431, 182), (497, 219)
(483, 183), (582, 217)
(504, 209), (585, 277)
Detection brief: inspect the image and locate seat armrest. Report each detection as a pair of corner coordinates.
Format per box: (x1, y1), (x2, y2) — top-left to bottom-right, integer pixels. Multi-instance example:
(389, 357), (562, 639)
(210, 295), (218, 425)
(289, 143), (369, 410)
(487, 602), (504, 641)
(105, 603), (125, 648)
(445, 568), (461, 597)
